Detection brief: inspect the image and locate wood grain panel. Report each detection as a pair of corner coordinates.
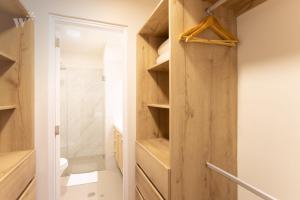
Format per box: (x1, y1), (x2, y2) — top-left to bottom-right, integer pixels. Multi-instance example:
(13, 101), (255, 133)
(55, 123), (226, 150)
(0, 26), (20, 107)
(136, 165), (164, 200)
(139, 0), (169, 37)
(15, 20), (35, 150)
(209, 7), (237, 200)
(0, 150), (35, 200)
(136, 139), (170, 199)
(170, 0), (237, 199)
(136, 188), (144, 200)
(136, 35), (169, 140)
(19, 179), (36, 200)
(0, 20), (34, 152)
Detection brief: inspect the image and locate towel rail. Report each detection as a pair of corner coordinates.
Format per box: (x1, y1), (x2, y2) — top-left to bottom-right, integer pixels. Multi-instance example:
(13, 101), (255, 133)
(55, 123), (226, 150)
(206, 162), (278, 200)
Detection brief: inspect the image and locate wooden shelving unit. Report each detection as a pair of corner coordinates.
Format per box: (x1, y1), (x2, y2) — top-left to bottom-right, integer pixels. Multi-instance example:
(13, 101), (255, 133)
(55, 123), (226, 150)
(147, 60), (169, 72)
(0, 0), (35, 199)
(136, 0), (170, 199)
(137, 0), (266, 199)
(0, 105), (16, 111)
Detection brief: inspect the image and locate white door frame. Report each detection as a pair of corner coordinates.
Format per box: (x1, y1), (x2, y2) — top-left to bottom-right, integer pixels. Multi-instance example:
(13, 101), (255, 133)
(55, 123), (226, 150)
(48, 14), (128, 200)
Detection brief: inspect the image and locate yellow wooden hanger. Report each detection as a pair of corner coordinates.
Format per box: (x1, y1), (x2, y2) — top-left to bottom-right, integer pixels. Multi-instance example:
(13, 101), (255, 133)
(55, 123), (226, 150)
(180, 15), (239, 47)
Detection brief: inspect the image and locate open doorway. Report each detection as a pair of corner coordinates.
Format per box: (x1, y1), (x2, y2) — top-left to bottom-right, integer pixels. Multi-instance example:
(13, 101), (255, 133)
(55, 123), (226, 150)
(50, 15), (127, 200)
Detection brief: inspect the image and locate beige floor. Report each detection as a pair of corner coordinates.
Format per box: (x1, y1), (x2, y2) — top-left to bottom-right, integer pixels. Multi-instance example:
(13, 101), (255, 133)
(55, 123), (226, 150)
(61, 170), (123, 200)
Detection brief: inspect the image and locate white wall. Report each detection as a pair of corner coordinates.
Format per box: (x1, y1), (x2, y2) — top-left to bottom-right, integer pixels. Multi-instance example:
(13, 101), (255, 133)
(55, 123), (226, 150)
(104, 43), (125, 170)
(238, 0), (300, 199)
(20, 0), (159, 199)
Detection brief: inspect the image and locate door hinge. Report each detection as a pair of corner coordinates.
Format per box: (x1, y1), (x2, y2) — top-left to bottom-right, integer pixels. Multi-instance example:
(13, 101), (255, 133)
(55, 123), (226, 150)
(55, 37), (60, 48)
(55, 125), (60, 136)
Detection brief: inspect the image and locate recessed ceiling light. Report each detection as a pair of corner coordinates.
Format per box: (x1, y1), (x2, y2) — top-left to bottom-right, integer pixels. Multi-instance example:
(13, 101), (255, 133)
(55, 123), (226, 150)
(66, 29), (81, 38)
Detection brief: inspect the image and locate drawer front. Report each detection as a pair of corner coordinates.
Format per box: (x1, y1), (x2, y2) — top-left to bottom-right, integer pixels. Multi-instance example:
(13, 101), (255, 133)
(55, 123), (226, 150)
(136, 188), (144, 200)
(136, 143), (170, 199)
(136, 165), (164, 200)
(0, 152), (35, 200)
(19, 179), (36, 200)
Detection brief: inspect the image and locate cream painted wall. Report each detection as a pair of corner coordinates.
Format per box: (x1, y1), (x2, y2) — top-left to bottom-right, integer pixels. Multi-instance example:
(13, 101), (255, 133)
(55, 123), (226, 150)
(19, 0), (159, 199)
(238, 0), (300, 199)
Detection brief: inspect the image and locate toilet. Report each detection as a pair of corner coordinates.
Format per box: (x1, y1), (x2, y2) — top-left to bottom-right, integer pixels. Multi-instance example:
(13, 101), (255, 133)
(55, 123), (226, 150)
(60, 158), (68, 176)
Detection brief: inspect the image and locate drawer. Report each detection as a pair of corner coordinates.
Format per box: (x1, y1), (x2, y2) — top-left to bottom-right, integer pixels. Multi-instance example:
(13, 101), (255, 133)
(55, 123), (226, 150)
(136, 139), (170, 199)
(136, 165), (164, 200)
(136, 188), (144, 200)
(0, 150), (35, 200)
(19, 179), (36, 200)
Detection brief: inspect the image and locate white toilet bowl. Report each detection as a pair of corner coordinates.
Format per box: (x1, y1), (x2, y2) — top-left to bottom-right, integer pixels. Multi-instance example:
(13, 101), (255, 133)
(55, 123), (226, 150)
(60, 158), (68, 176)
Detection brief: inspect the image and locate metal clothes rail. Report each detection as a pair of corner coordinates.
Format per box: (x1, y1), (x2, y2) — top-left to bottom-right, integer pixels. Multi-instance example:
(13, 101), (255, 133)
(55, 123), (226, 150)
(206, 162), (278, 200)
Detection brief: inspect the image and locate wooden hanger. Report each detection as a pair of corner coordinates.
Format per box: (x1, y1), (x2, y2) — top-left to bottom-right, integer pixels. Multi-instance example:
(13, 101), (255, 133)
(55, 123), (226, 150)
(180, 15), (239, 47)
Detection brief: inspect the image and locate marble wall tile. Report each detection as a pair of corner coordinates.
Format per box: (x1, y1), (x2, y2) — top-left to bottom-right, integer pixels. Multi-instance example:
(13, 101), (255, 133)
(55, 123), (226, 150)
(60, 67), (105, 161)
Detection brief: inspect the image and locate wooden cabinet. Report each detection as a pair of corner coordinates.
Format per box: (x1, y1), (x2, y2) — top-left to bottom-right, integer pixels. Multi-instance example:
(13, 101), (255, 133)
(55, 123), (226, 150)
(19, 179), (36, 200)
(136, 165), (164, 200)
(136, 0), (170, 198)
(113, 127), (123, 173)
(0, 1), (35, 199)
(136, 188), (144, 200)
(0, 151), (35, 199)
(136, 139), (170, 199)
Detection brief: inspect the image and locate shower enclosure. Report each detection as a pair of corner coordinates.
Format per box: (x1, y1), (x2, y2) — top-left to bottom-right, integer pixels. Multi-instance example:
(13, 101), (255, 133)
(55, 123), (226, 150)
(60, 65), (106, 174)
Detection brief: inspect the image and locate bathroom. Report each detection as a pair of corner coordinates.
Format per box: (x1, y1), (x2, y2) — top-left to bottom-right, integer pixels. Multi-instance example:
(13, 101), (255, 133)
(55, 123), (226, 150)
(55, 19), (125, 199)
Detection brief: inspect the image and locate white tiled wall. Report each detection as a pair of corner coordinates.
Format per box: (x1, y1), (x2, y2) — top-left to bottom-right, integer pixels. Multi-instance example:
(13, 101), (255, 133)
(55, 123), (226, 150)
(60, 67), (105, 160)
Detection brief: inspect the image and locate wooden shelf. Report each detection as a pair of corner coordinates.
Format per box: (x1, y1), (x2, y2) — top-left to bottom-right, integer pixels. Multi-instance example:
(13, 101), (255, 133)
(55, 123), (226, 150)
(0, 0), (28, 17)
(0, 52), (15, 64)
(148, 104), (170, 109)
(137, 138), (170, 168)
(139, 0), (168, 37)
(148, 60), (169, 72)
(0, 105), (16, 111)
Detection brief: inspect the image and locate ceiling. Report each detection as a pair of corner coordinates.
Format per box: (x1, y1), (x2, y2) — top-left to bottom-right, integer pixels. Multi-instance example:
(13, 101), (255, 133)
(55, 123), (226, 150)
(56, 22), (124, 56)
